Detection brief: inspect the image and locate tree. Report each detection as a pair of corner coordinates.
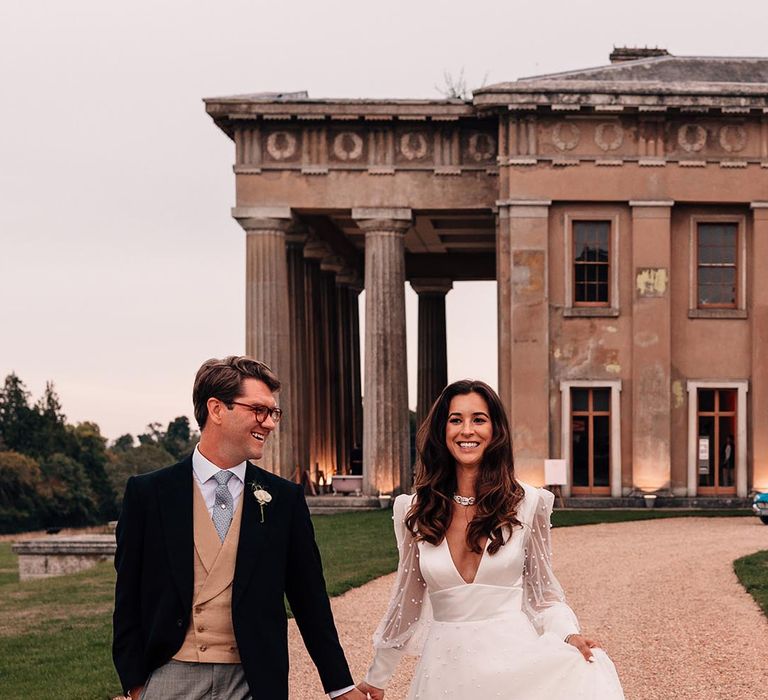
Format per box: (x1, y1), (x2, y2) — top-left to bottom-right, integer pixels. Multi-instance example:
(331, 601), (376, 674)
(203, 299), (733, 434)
(32, 382), (76, 458)
(162, 416), (195, 459)
(137, 417), (197, 459)
(112, 434), (135, 452)
(0, 374), (38, 454)
(107, 443), (175, 509)
(0, 451), (45, 532)
(39, 452), (98, 526)
(70, 422), (117, 521)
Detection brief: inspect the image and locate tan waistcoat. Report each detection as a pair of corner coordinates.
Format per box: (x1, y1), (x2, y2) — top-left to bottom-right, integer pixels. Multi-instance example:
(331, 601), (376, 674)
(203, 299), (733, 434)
(173, 479), (243, 664)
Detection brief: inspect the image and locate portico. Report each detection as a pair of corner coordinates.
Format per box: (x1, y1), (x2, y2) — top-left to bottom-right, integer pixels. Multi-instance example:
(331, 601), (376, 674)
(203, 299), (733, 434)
(206, 48), (768, 498)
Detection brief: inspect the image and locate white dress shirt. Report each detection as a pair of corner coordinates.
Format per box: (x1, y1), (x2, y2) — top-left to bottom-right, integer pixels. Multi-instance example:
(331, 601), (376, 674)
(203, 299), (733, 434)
(191, 445), (354, 699)
(192, 445), (246, 515)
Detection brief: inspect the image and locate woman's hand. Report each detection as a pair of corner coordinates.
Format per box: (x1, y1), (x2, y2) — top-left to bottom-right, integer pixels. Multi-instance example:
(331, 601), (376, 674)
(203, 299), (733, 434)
(357, 680), (385, 699)
(565, 633), (601, 662)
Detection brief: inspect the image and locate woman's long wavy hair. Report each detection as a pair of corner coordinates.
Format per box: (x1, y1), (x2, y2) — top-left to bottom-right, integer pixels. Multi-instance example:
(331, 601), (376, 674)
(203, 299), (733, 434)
(405, 380), (524, 555)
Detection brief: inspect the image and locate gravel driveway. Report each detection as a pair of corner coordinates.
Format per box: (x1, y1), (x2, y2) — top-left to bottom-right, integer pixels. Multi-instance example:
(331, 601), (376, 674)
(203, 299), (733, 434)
(288, 516), (768, 699)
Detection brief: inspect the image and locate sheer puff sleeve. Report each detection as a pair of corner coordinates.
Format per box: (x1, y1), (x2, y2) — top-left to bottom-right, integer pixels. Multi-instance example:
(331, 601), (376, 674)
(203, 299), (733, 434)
(365, 493), (432, 689)
(521, 487), (580, 641)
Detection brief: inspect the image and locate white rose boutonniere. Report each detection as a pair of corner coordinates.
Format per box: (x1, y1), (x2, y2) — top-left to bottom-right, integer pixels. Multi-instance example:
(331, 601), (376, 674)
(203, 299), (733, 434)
(250, 482), (272, 523)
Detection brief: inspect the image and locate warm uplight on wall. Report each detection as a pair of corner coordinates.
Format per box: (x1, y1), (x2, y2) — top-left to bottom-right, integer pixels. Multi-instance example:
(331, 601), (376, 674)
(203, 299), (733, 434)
(752, 449), (768, 491)
(632, 458), (670, 492)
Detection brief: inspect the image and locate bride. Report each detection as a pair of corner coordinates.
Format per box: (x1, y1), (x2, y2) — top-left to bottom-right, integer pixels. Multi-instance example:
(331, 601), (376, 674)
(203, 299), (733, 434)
(358, 380), (625, 699)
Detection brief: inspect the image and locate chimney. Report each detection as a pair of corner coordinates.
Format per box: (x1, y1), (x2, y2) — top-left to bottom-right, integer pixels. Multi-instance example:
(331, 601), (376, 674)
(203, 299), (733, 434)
(609, 47), (670, 63)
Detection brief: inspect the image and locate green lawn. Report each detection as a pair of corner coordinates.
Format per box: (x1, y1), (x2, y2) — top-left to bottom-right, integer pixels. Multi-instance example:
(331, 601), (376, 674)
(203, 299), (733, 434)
(0, 507), (754, 699)
(734, 550), (768, 619)
(551, 508), (750, 528)
(0, 510), (398, 700)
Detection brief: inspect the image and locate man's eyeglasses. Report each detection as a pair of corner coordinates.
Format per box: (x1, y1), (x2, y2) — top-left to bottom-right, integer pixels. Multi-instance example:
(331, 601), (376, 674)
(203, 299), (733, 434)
(228, 401), (283, 424)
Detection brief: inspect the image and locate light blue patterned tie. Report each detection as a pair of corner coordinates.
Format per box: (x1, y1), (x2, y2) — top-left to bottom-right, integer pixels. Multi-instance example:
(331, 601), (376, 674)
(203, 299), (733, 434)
(212, 470), (234, 542)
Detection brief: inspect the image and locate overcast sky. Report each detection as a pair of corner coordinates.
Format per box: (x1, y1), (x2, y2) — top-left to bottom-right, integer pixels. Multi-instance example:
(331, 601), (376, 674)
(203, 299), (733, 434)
(2, 0), (767, 440)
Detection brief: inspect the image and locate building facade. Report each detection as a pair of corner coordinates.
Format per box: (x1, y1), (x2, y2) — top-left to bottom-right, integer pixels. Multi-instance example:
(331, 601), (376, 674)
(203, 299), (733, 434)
(205, 49), (768, 499)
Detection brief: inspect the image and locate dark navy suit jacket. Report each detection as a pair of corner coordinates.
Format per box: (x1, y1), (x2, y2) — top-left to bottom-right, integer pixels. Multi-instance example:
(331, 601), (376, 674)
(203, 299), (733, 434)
(112, 456), (353, 699)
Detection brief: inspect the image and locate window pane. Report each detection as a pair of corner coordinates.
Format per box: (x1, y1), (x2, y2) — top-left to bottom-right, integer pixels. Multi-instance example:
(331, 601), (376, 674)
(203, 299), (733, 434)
(718, 419), (735, 488)
(698, 389), (715, 412)
(572, 389), (589, 411)
(697, 223), (737, 307)
(593, 416), (610, 487)
(697, 416), (715, 487)
(718, 389), (737, 412)
(593, 389), (610, 411)
(572, 416), (589, 487)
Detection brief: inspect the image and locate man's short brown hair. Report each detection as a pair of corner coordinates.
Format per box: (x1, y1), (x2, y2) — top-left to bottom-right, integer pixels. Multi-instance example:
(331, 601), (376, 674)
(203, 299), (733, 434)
(193, 356), (281, 429)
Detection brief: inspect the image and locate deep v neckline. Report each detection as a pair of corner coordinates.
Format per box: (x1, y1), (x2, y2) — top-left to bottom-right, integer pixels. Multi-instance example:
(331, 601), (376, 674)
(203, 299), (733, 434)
(443, 535), (490, 585)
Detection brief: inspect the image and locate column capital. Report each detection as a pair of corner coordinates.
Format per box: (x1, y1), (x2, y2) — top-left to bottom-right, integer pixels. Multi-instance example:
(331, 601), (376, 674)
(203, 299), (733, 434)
(751, 203), (768, 221)
(303, 237), (333, 260)
(285, 222), (310, 247)
(410, 278), (453, 295)
(337, 267), (363, 291)
(320, 254), (345, 274)
(496, 200), (550, 219)
(352, 207), (412, 233)
(232, 206), (294, 233)
(629, 200), (675, 208)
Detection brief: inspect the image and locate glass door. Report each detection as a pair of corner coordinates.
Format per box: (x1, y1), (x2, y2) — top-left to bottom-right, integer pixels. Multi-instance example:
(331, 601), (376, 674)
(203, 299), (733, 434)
(571, 388), (611, 495)
(697, 389), (737, 495)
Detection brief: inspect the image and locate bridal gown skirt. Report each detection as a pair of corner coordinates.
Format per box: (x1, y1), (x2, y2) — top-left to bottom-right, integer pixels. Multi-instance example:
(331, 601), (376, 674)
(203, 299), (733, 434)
(407, 585), (624, 700)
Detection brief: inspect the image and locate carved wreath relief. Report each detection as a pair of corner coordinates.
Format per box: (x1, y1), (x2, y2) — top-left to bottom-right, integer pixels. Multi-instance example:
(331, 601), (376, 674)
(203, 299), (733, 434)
(594, 122), (624, 151)
(718, 124), (746, 153)
(332, 131), (364, 161)
(552, 122), (581, 151)
(265, 131), (298, 160)
(467, 131), (497, 162)
(399, 131), (429, 161)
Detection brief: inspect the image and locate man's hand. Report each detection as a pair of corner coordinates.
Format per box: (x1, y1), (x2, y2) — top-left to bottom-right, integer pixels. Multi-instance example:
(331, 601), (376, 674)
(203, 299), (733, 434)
(127, 686), (144, 700)
(356, 681), (384, 699)
(566, 633), (601, 662)
(337, 689), (368, 700)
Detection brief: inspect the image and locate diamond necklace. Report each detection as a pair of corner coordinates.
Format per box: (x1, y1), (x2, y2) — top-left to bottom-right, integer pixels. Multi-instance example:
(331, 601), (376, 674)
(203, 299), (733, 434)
(452, 494), (476, 506)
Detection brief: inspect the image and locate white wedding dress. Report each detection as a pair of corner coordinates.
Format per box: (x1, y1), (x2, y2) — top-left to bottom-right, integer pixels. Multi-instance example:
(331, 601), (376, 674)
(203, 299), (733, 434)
(365, 483), (625, 699)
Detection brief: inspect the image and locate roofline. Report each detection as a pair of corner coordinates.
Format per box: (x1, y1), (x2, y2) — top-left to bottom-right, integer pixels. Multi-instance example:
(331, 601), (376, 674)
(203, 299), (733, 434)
(515, 54), (768, 83)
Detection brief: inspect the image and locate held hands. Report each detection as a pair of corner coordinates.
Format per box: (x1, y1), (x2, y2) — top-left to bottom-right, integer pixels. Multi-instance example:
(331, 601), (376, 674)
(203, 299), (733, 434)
(565, 633), (601, 662)
(356, 681), (385, 699)
(339, 688), (370, 700)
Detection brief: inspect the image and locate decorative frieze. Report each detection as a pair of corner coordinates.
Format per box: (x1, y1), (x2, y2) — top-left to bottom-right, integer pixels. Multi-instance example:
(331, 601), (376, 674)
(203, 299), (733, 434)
(230, 114), (764, 173)
(232, 120), (498, 172)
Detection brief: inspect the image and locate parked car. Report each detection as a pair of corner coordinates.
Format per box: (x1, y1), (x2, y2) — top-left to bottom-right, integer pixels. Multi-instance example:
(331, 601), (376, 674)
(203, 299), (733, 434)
(753, 492), (768, 524)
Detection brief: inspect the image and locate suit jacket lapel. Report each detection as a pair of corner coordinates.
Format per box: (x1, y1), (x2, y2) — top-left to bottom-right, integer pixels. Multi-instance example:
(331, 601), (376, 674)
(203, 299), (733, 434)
(232, 462), (272, 609)
(157, 457), (195, 611)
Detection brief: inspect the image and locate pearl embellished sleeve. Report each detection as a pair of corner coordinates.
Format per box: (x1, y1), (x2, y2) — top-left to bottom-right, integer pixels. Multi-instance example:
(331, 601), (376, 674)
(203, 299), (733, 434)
(365, 494), (432, 688)
(521, 488), (580, 641)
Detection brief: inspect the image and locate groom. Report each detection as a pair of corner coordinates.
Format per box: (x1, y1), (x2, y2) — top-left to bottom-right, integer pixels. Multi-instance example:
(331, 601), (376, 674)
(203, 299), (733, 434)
(113, 356), (365, 700)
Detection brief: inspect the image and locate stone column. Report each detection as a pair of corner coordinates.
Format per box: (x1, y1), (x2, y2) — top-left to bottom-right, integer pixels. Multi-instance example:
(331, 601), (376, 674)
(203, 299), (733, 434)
(411, 278), (452, 430)
(751, 203), (768, 492)
(232, 206), (294, 477)
(353, 207), (412, 495)
(286, 229), (309, 479)
(302, 256), (323, 483)
(303, 240), (334, 483)
(630, 201), (674, 493)
(496, 201), (551, 485)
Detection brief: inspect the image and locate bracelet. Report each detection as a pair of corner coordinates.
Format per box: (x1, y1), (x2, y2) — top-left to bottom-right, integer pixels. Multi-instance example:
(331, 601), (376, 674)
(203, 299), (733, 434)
(564, 633), (577, 644)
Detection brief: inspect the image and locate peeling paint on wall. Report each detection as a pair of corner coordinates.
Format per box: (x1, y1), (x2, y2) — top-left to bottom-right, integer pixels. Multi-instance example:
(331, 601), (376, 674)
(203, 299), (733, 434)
(606, 362), (621, 374)
(636, 267), (668, 298)
(672, 380), (684, 408)
(634, 331), (659, 348)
